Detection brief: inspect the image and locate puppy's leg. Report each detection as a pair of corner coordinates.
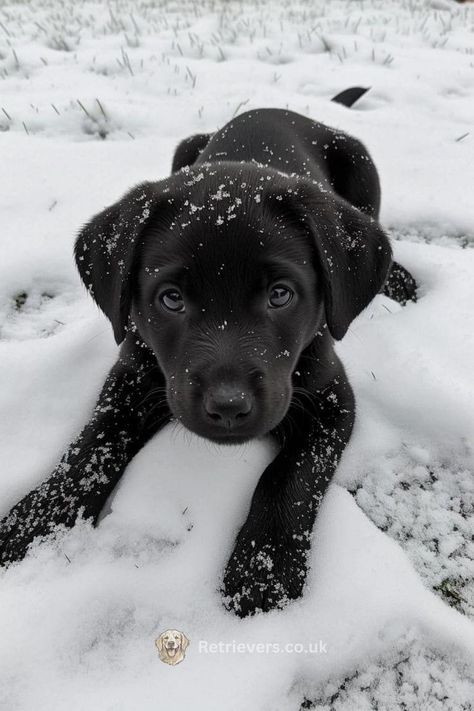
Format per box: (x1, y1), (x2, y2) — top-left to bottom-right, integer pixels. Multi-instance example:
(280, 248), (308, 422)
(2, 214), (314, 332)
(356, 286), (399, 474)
(171, 133), (212, 173)
(222, 350), (355, 617)
(383, 261), (417, 305)
(0, 342), (170, 566)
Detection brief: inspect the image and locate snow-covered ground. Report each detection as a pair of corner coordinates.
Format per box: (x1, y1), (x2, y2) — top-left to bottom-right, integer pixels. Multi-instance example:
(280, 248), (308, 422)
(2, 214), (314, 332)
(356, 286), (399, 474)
(0, 0), (473, 708)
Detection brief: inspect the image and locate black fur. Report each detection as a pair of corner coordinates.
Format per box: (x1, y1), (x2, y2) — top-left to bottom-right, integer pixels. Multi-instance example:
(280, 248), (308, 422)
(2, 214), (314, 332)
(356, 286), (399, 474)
(0, 91), (416, 616)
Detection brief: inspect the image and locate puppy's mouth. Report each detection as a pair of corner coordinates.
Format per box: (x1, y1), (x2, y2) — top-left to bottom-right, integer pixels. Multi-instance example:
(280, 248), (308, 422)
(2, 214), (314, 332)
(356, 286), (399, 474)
(168, 389), (290, 445)
(175, 415), (266, 446)
(198, 429), (257, 446)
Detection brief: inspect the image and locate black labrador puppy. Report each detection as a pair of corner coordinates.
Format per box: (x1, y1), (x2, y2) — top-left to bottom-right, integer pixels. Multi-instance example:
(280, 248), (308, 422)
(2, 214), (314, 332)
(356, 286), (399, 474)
(0, 88), (416, 616)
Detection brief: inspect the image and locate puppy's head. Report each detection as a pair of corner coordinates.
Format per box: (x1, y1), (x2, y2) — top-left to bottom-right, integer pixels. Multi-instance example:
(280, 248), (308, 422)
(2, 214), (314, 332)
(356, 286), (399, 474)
(76, 163), (391, 443)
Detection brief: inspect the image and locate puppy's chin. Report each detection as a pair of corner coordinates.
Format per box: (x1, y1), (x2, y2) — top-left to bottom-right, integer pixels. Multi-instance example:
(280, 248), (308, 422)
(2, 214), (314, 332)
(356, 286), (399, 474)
(171, 411), (282, 446)
(178, 421), (267, 446)
(198, 430), (257, 446)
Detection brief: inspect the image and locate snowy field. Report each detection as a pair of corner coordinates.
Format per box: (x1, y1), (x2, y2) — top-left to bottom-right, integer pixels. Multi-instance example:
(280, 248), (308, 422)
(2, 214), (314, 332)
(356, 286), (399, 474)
(0, 0), (474, 708)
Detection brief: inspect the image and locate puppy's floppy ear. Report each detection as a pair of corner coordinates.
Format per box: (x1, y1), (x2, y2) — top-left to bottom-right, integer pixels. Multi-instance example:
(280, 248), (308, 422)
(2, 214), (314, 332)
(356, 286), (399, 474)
(294, 183), (392, 340)
(75, 181), (164, 344)
(180, 632), (190, 652)
(155, 636), (164, 653)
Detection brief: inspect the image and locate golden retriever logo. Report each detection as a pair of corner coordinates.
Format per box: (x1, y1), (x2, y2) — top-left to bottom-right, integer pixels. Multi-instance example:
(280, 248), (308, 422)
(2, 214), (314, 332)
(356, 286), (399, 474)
(155, 629), (190, 666)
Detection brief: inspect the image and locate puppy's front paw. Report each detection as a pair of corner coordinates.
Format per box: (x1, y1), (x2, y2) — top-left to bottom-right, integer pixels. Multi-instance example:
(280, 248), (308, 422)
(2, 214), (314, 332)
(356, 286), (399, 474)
(222, 527), (308, 617)
(0, 481), (80, 567)
(0, 512), (41, 567)
(0, 502), (58, 567)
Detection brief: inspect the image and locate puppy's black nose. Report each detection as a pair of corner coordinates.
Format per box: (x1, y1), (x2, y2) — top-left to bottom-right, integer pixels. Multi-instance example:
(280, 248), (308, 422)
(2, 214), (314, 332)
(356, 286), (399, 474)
(204, 385), (253, 428)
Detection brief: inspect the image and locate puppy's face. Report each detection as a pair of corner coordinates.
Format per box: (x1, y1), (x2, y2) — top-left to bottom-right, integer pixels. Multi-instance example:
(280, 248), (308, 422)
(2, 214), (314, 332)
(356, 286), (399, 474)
(76, 162), (391, 445)
(132, 174), (324, 443)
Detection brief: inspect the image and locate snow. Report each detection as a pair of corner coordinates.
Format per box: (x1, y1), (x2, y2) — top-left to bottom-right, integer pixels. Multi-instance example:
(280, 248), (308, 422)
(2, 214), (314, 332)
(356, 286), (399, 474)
(0, 0), (473, 708)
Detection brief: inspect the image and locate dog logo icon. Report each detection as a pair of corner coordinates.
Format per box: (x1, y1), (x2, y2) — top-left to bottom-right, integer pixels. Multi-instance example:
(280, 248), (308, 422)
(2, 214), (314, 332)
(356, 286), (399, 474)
(155, 629), (190, 666)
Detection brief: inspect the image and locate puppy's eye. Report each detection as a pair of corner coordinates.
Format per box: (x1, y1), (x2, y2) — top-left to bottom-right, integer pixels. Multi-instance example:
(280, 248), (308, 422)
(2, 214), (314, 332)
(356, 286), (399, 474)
(159, 288), (185, 313)
(268, 284), (293, 309)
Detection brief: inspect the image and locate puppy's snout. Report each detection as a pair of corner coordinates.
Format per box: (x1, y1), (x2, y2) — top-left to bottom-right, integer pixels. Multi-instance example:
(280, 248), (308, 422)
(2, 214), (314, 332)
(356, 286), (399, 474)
(204, 384), (253, 428)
